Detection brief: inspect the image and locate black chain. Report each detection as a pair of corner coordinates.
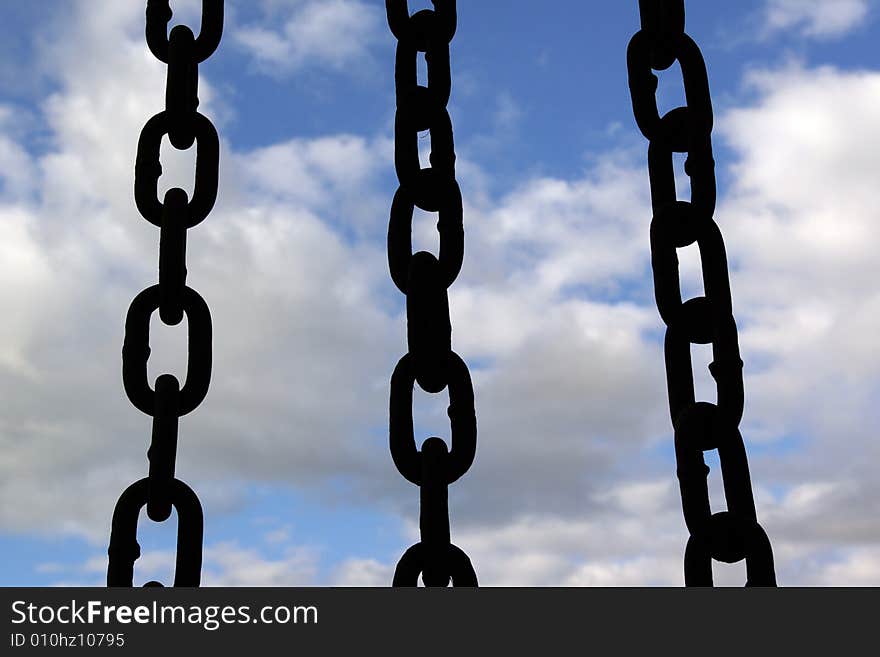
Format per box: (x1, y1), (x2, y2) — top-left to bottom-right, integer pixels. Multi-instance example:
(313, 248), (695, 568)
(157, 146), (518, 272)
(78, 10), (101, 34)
(386, 0), (477, 587)
(627, 0), (776, 586)
(107, 0), (223, 588)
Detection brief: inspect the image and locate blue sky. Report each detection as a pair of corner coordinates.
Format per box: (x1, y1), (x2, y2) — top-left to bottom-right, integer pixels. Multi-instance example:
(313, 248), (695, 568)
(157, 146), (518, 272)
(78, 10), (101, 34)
(1, 0), (879, 586)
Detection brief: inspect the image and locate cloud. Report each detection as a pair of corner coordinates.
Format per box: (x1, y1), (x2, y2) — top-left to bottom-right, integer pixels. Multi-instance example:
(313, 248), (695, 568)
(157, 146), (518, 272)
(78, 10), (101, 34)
(0, 0), (396, 540)
(762, 0), (869, 39)
(2, 0), (880, 588)
(333, 479), (880, 586)
(233, 0), (383, 76)
(330, 558), (393, 586)
(717, 63), (880, 454)
(202, 543), (319, 586)
(49, 481), (880, 587)
(47, 540), (321, 587)
(435, 59), (880, 584)
(0, 0), (672, 546)
(812, 548), (880, 585)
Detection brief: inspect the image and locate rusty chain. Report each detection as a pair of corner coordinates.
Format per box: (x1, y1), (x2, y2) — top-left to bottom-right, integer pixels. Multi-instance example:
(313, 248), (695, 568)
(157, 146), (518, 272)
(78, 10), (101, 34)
(107, 0), (223, 587)
(627, 0), (776, 586)
(386, 0), (477, 587)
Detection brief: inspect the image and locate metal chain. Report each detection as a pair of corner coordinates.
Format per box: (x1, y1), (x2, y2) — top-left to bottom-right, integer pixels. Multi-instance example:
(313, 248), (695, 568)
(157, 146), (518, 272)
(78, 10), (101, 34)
(107, 0), (223, 588)
(627, 0), (776, 586)
(386, 0), (477, 587)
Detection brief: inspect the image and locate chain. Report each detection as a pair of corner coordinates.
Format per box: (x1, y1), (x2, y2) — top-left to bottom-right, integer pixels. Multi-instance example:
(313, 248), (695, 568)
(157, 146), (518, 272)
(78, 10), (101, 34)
(627, 0), (776, 586)
(386, 0), (477, 587)
(107, 0), (224, 588)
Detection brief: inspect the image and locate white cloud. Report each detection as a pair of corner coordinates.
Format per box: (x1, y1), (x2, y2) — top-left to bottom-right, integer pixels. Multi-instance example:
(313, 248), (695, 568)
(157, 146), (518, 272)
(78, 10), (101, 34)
(202, 543), (319, 586)
(0, 0), (396, 540)
(763, 0), (869, 38)
(0, 0), (671, 545)
(48, 485), (880, 587)
(233, 0), (383, 75)
(812, 548), (880, 585)
(330, 558), (393, 586)
(48, 540), (321, 587)
(331, 478), (880, 586)
(2, 0), (880, 588)
(717, 63), (880, 456)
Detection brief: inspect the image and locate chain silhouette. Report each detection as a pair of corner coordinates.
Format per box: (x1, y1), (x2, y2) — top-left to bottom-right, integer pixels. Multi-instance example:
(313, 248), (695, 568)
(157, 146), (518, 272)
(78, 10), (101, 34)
(386, 0), (478, 587)
(107, 0), (224, 587)
(627, 0), (776, 586)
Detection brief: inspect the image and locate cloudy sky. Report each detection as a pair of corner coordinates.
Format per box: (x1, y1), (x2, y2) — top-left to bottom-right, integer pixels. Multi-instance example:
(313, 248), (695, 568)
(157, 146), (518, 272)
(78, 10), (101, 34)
(1, 0), (878, 587)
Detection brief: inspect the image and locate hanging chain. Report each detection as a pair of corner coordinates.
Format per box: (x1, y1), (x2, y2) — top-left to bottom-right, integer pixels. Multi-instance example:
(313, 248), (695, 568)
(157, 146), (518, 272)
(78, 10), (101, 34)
(627, 0), (776, 586)
(386, 0), (478, 587)
(107, 0), (224, 587)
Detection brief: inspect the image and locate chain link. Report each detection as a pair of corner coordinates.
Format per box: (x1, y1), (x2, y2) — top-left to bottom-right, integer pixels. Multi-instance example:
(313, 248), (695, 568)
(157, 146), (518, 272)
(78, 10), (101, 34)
(627, 0), (776, 586)
(386, 0), (477, 587)
(108, 0), (224, 588)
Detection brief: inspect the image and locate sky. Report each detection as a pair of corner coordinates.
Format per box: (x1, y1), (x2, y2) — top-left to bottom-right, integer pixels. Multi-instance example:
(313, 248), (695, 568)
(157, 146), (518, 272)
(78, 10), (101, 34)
(0, 0), (879, 587)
